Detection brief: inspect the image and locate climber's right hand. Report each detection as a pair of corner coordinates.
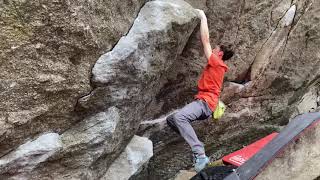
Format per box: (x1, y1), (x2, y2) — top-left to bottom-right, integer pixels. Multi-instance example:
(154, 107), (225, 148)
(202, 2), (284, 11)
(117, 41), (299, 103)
(195, 9), (206, 19)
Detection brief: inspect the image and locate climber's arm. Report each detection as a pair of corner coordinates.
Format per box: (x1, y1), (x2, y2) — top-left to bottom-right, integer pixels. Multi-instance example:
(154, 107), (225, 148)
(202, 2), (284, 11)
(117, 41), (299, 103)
(197, 9), (212, 60)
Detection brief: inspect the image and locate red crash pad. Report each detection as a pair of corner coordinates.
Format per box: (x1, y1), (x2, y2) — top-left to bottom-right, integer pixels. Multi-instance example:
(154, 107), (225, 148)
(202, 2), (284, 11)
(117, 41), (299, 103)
(222, 132), (278, 167)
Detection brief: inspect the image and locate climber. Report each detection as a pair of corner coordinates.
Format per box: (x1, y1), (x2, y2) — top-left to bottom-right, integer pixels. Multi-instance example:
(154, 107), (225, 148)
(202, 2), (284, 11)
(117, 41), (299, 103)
(166, 9), (234, 172)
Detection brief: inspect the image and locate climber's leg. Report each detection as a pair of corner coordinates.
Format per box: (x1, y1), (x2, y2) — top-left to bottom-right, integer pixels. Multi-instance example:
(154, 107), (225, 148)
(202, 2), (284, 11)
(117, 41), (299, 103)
(169, 100), (212, 156)
(166, 113), (180, 134)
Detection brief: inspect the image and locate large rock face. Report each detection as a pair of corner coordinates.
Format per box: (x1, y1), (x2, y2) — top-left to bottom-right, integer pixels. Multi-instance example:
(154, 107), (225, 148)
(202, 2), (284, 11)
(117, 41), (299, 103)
(1, 0), (319, 179)
(133, 0), (320, 179)
(0, 0), (146, 157)
(0, 0), (198, 179)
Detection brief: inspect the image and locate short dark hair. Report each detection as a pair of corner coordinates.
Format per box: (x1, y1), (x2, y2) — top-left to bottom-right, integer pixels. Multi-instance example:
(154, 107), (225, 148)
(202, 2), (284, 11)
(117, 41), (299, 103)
(220, 44), (234, 61)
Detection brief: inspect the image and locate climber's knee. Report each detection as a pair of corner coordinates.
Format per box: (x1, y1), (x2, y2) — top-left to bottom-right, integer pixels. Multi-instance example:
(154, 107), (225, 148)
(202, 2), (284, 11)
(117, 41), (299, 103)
(166, 114), (176, 126)
(166, 114), (180, 134)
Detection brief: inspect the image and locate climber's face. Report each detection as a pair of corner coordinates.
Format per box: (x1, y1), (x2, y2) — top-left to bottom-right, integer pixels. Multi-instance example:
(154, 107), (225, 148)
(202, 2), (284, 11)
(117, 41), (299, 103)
(212, 45), (224, 58)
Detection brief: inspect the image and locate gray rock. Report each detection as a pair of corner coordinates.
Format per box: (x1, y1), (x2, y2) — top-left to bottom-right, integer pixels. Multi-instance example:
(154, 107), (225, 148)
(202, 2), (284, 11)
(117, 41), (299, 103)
(138, 111), (182, 153)
(0, 133), (61, 176)
(250, 4), (296, 80)
(133, 0), (320, 179)
(61, 107), (120, 151)
(72, 0), (197, 177)
(102, 135), (153, 180)
(20, 107), (122, 179)
(1, 0), (320, 179)
(60, 106), (120, 159)
(283, 5), (296, 26)
(220, 82), (245, 104)
(0, 0), (146, 157)
(174, 170), (197, 180)
(296, 86), (319, 114)
(0, 1), (198, 179)
(93, 6), (194, 83)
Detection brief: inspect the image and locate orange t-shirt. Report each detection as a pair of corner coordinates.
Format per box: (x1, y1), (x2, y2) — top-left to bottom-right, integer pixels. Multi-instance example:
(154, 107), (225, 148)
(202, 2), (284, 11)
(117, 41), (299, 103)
(195, 54), (229, 111)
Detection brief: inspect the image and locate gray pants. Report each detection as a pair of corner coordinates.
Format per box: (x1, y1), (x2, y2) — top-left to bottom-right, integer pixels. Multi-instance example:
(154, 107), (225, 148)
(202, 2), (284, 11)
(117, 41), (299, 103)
(166, 100), (212, 156)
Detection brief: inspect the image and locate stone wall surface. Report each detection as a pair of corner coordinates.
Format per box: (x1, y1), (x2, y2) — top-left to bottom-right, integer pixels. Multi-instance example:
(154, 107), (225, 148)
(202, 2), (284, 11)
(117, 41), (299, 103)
(133, 0), (320, 179)
(0, 0), (146, 157)
(0, 0), (199, 179)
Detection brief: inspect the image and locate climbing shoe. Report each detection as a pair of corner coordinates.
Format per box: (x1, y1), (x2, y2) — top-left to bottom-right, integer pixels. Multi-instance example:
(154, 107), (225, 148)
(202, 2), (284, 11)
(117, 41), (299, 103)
(194, 155), (210, 172)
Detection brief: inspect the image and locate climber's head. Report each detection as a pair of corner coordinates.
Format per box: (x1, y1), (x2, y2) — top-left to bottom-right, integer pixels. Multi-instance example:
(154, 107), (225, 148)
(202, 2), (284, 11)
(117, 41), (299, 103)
(212, 44), (234, 61)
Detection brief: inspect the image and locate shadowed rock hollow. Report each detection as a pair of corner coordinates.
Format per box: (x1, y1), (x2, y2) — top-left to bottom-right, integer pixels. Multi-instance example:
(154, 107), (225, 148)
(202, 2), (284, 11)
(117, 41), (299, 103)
(0, 0), (319, 179)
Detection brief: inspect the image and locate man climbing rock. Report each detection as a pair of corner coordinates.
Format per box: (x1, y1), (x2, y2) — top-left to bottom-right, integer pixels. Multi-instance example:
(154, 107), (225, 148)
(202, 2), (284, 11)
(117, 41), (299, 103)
(166, 9), (234, 172)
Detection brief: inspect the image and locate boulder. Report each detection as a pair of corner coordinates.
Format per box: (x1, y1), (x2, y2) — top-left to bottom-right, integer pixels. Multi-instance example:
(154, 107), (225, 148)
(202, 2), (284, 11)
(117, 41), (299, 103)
(0, 0), (146, 157)
(1, 0), (319, 179)
(250, 5), (296, 80)
(0, 0), (199, 179)
(0, 133), (61, 179)
(58, 106), (120, 168)
(133, 0), (320, 179)
(102, 135), (153, 180)
(77, 0), (197, 170)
